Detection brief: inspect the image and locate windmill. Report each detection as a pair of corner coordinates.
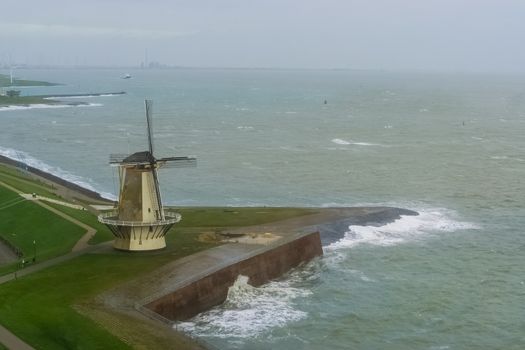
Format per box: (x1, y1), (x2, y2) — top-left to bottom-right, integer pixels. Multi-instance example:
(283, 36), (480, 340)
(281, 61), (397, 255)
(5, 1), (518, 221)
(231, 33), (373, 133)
(98, 100), (196, 251)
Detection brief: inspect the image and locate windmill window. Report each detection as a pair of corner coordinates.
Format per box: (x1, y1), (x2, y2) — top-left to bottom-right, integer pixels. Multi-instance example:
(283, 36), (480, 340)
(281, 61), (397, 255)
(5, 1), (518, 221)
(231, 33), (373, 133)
(148, 208), (151, 213)
(149, 226), (153, 232)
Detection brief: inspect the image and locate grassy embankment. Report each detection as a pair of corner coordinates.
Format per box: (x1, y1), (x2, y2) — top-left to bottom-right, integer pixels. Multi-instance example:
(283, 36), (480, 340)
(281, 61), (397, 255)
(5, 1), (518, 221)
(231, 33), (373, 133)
(0, 164), (61, 199)
(0, 188), (85, 275)
(0, 166), (86, 275)
(0, 164), (317, 348)
(0, 73), (59, 106)
(0, 74), (58, 87)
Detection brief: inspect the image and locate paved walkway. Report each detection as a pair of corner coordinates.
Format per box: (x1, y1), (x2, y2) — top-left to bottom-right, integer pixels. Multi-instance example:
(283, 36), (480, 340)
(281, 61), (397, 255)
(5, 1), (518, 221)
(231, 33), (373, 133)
(20, 193), (84, 209)
(91, 204), (115, 211)
(0, 324), (34, 350)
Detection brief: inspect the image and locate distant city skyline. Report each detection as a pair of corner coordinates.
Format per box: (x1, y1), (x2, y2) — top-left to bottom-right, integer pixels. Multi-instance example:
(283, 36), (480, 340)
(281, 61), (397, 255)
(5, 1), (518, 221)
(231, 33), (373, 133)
(2, 0), (525, 73)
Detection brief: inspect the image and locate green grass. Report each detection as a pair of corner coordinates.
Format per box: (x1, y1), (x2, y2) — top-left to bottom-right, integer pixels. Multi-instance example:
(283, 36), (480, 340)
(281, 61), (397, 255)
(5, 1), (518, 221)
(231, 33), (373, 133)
(0, 181), (18, 203)
(0, 164), (61, 199)
(88, 206), (318, 245)
(44, 202), (115, 244)
(0, 342), (7, 350)
(0, 186), (85, 275)
(0, 95), (60, 106)
(175, 206), (317, 228)
(0, 73), (58, 87)
(0, 73), (60, 106)
(0, 228), (215, 350)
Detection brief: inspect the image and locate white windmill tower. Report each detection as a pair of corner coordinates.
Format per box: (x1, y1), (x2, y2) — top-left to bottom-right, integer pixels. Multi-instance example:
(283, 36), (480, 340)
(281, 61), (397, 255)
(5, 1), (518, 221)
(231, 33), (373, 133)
(98, 100), (196, 251)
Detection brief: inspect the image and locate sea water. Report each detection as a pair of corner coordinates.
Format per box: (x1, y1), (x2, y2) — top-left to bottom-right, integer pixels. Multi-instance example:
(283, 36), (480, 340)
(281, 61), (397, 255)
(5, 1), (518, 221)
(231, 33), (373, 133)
(1, 69), (524, 349)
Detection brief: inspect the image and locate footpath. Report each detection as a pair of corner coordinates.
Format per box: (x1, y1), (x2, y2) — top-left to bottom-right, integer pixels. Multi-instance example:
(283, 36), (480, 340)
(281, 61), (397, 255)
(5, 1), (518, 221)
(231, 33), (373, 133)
(0, 179), (102, 349)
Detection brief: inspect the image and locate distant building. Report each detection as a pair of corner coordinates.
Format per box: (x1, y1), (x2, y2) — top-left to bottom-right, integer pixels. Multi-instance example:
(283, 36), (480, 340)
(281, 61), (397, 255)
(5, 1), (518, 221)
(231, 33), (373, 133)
(6, 90), (21, 97)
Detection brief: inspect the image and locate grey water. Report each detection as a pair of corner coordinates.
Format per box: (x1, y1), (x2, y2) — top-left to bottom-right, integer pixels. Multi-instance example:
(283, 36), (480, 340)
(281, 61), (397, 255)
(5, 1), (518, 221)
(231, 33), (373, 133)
(1, 69), (524, 349)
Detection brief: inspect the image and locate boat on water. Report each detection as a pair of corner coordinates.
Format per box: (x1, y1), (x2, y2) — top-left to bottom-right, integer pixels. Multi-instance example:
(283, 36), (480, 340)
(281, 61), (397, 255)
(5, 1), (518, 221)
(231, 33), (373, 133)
(122, 74), (132, 79)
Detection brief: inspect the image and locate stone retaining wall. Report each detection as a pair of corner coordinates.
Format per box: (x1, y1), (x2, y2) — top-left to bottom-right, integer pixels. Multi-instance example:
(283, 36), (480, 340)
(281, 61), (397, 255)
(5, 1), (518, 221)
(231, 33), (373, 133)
(145, 231), (322, 321)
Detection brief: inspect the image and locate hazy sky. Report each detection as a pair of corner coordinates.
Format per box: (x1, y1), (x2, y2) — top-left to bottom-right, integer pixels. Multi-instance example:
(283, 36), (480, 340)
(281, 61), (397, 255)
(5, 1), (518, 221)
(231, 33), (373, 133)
(2, 0), (525, 72)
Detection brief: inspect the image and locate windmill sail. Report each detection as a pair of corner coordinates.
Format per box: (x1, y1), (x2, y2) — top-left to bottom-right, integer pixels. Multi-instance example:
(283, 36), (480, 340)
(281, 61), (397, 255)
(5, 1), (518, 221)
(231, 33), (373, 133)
(158, 156), (197, 168)
(145, 99), (155, 156)
(143, 100), (164, 218)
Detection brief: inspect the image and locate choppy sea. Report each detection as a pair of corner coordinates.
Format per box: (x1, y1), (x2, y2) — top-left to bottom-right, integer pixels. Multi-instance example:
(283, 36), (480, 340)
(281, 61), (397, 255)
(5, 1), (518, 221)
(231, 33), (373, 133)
(1, 68), (524, 349)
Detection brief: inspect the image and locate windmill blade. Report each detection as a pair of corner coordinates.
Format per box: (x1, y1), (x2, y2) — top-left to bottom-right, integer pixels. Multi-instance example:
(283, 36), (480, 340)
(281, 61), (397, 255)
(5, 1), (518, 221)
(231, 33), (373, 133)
(158, 156), (197, 168)
(151, 167), (164, 219)
(145, 99), (154, 156)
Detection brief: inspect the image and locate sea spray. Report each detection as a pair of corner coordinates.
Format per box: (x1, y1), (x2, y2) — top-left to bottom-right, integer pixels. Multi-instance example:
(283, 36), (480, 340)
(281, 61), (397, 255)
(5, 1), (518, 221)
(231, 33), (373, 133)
(176, 274), (311, 339)
(326, 208), (481, 250)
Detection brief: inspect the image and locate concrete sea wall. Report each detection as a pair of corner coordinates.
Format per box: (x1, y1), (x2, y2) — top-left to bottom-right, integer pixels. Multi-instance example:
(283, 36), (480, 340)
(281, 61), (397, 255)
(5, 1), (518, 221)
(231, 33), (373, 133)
(0, 155), (109, 202)
(144, 231), (322, 321)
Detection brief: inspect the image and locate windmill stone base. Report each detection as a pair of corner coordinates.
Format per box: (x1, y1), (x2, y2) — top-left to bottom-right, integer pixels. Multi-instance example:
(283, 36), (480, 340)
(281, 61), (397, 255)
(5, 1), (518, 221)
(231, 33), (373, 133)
(99, 211), (181, 252)
(113, 231), (167, 251)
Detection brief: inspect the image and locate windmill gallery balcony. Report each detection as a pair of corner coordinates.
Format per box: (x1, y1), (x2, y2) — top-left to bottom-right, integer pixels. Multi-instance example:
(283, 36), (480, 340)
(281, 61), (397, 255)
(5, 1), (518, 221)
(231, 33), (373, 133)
(98, 209), (181, 250)
(98, 209), (181, 227)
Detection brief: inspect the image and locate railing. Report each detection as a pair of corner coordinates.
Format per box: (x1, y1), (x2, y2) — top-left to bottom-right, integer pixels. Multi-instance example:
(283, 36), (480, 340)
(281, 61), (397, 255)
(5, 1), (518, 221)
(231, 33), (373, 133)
(97, 210), (181, 226)
(0, 235), (23, 257)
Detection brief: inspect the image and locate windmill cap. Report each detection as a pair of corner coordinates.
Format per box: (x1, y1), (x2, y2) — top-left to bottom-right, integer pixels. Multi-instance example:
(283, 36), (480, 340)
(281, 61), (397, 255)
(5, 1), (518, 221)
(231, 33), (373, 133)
(123, 151), (155, 163)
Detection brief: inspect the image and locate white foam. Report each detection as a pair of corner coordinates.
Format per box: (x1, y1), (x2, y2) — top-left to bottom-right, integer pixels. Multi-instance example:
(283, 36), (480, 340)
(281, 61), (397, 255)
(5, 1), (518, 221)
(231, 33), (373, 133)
(332, 138), (351, 145)
(331, 138), (380, 146)
(326, 208), (480, 251)
(44, 93), (122, 99)
(0, 146), (115, 200)
(0, 103), (102, 112)
(352, 142), (378, 146)
(176, 274), (311, 339)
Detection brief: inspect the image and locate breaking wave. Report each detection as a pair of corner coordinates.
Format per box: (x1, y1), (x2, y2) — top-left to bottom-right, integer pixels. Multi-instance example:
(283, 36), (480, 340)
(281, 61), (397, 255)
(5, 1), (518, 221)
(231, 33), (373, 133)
(326, 208), (480, 251)
(331, 138), (381, 146)
(176, 274), (311, 339)
(0, 103), (102, 112)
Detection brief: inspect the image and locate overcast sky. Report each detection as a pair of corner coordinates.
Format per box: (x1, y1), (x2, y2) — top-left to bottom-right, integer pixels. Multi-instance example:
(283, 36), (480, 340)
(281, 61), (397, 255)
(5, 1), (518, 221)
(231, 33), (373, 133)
(1, 0), (525, 72)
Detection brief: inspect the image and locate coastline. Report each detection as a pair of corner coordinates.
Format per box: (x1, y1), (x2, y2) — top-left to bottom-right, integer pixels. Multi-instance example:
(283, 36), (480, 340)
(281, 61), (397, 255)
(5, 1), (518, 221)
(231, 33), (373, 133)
(0, 92), (125, 109)
(0, 154), (112, 204)
(0, 151), (420, 349)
